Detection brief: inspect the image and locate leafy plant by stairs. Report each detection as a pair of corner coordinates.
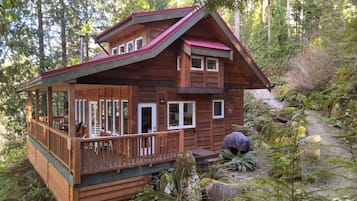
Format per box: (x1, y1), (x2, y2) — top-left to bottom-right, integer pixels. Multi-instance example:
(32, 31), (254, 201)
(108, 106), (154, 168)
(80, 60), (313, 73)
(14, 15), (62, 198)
(220, 149), (257, 172)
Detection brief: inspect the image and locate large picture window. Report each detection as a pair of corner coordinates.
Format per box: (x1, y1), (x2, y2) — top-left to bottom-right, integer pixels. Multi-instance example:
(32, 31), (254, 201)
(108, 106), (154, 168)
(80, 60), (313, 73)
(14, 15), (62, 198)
(168, 101), (195, 130)
(212, 100), (224, 119)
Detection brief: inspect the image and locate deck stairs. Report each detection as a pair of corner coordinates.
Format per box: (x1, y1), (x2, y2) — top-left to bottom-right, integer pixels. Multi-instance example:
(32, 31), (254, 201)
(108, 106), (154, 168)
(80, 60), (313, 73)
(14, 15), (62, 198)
(191, 149), (222, 168)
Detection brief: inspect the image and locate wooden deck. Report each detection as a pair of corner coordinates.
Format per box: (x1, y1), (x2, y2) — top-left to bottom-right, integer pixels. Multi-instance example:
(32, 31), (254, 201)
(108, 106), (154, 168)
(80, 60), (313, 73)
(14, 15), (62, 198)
(29, 119), (184, 184)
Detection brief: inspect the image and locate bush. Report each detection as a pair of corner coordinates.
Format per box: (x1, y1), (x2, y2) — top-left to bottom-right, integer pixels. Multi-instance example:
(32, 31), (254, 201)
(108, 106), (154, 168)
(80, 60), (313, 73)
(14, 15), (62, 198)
(220, 150), (257, 172)
(287, 47), (336, 92)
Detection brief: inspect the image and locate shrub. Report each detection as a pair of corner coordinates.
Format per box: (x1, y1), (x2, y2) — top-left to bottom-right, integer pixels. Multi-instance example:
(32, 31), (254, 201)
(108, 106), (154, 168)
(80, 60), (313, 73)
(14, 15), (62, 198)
(220, 150), (257, 172)
(287, 47), (336, 92)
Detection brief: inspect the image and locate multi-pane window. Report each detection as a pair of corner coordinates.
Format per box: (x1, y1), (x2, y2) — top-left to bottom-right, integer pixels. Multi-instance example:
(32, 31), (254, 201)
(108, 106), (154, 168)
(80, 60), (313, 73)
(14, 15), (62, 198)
(75, 99), (86, 124)
(113, 100), (120, 135)
(105, 100), (112, 133)
(212, 100), (224, 119)
(99, 100), (105, 130)
(135, 37), (143, 50)
(168, 101), (195, 130)
(206, 58), (218, 72)
(190, 56), (204, 70)
(121, 100), (128, 135)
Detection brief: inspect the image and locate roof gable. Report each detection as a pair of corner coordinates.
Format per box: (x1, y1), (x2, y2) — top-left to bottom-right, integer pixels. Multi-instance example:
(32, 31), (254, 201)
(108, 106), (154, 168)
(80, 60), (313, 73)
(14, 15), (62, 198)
(17, 6), (271, 92)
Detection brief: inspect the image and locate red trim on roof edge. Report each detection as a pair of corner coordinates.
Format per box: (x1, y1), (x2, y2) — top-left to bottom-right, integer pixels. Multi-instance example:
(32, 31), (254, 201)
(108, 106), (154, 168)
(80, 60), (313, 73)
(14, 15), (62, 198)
(182, 37), (231, 51)
(42, 6), (204, 79)
(213, 12), (271, 85)
(95, 6), (193, 41)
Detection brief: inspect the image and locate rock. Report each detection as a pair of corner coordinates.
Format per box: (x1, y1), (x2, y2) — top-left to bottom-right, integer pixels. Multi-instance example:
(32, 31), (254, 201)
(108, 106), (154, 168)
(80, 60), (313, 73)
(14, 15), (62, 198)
(205, 180), (242, 201)
(300, 135), (321, 159)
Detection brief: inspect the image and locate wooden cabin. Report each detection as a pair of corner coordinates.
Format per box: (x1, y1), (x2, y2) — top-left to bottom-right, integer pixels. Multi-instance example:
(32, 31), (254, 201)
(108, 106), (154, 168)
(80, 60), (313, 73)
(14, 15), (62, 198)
(17, 6), (271, 201)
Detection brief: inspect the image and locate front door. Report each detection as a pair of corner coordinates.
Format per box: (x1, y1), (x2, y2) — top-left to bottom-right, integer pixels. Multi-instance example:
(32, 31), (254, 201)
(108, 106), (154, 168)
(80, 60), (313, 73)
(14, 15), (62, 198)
(138, 103), (157, 155)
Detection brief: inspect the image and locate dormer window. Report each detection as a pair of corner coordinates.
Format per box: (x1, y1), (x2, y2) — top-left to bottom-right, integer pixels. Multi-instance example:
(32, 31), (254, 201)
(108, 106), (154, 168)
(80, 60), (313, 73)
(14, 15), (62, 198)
(127, 41), (134, 52)
(112, 47), (118, 55)
(206, 58), (218, 72)
(119, 44), (125, 54)
(190, 56), (203, 71)
(135, 37), (143, 50)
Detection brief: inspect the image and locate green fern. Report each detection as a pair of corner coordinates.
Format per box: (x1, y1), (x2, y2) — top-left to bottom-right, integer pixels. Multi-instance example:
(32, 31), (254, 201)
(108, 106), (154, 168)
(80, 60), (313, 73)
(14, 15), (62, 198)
(220, 150), (257, 172)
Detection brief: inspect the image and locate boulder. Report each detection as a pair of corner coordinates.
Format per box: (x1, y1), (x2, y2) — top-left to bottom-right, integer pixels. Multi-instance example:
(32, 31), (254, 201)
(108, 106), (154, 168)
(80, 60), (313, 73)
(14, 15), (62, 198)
(300, 135), (321, 159)
(222, 132), (250, 154)
(205, 180), (242, 201)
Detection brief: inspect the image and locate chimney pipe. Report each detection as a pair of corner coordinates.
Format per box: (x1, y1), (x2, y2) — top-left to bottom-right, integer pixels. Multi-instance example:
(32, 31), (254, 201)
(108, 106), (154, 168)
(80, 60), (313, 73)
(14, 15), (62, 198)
(80, 35), (84, 63)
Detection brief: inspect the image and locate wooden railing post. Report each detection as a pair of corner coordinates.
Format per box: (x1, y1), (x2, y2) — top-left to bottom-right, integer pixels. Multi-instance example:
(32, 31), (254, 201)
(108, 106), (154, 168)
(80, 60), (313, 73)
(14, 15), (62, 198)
(72, 138), (81, 185)
(178, 129), (184, 153)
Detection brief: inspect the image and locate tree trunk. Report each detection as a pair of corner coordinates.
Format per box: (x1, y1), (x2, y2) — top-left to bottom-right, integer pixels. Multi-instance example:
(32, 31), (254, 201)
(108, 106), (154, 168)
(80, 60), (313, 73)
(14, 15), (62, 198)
(286, 0), (291, 37)
(267, 0), (271, 42)
(234, 0), (241, 40)
(37, 0), (45, 72)
(60, 0), (67, 67)
(261, 0), (265, 24)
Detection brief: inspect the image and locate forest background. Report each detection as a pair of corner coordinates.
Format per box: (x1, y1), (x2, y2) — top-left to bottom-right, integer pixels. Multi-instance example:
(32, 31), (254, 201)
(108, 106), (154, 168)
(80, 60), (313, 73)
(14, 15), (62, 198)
(0, 0), (356, 200)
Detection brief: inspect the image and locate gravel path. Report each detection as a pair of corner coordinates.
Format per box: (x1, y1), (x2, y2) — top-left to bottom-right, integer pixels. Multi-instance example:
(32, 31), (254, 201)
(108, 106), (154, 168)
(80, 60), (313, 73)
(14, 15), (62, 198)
(251, 89), (357, 199)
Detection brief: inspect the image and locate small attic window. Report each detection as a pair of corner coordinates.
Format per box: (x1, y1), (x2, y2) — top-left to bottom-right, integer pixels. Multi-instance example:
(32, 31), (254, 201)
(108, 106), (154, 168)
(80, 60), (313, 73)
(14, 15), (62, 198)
(191, 56), (203, 71)
(206, 58), (218, 72)
(135, 37), (143, 50)
(112, 47), (118, 55)
(119, 44), (125, 54)
(127, 41), (134, 52)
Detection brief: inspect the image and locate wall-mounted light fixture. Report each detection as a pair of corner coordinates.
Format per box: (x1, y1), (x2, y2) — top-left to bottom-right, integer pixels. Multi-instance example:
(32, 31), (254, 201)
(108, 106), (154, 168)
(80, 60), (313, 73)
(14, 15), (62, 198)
(159, 99), (165, 104)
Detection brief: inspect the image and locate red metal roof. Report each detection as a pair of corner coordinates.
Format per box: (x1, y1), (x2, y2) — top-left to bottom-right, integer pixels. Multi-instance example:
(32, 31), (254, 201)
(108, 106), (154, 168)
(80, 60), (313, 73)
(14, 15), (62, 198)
(88, 51), (108, 62)
(182, 37), (231, 51)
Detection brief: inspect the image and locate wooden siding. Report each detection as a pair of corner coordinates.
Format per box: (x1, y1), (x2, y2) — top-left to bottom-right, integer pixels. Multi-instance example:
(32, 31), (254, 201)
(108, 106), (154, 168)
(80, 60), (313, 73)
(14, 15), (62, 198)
(78, 175), (150, 201)
(129, 86), (243, 151)
(27, 140), (71, 201)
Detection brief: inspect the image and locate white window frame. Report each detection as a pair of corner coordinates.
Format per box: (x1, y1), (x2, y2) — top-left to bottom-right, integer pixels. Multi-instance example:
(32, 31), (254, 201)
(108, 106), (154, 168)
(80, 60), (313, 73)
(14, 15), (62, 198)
(112, 100), (119, 135)
(121, 100), (128, 135)
(206, 57), (219, 72)
(75, 99), (78, 123)
(99, 99), (104, 130)
(190, 56), (204, 71)
(78, 99), (83, 123)
(212, 100), (224, 119)
(119, 44), (125, 55)
(105, 100), (112, 133)
(177, 56), (181, 71)
(167, 101), (196, 130)
(111, 47), (118, 55)
(135, 37), (143, 50)
(126, 40), (134, 53)
(82, 99), (86, 125)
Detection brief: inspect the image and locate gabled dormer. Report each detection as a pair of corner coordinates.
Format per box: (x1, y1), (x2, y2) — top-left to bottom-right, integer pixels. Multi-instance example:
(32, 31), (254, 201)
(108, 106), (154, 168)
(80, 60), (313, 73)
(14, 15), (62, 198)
(176, 37), (233, 94)
(95, 7), (193, 56)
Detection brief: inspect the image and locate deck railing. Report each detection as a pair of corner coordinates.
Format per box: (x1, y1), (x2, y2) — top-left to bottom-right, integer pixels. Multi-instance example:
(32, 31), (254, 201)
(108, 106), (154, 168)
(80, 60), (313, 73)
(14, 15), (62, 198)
(29, 119), (184, 184)
(73, 130), (184, 175)
(30, 119), (70, 168)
